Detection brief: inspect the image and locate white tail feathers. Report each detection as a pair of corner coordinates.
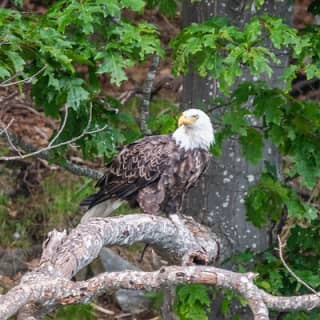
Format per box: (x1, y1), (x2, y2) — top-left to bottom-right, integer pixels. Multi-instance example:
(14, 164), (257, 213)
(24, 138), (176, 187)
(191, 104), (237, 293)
(80, 199), (123, 223)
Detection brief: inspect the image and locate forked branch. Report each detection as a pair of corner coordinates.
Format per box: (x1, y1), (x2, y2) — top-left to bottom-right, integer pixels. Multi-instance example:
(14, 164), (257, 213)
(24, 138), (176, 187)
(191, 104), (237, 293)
(0, 214), (319, 320)
(0, 214), (219, 319)
(0, 104), (108, 161)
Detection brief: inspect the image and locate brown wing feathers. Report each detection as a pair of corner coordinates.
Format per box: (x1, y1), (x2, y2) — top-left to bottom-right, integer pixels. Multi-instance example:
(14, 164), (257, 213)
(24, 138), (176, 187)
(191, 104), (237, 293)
(80, 133), (211, 215)
(80, 135), (170, 209)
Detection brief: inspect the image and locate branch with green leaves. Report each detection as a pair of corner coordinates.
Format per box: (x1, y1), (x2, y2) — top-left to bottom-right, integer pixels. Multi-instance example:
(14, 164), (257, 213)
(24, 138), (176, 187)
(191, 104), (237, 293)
(0, 0), (163, 160)
(206, 81), (319, 228)
(172, 15), (320, 93)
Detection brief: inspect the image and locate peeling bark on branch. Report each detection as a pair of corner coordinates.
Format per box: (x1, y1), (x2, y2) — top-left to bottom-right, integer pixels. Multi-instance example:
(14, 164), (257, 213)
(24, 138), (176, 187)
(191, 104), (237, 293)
(2, 266), (320, 320)
(0, 214), (219, 319)
(1, 214), (320, 320)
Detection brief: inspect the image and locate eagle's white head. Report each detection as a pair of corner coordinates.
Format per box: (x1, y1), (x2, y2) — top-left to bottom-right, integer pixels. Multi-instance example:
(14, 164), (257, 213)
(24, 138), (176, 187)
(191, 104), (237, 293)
(173, 108), (214, 151)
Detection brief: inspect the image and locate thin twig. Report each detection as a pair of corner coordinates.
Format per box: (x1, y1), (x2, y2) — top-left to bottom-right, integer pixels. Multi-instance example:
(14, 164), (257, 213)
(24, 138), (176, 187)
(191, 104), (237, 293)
(140, 55), (160, 135)
(0, 91), (18, 103)
(0, 118), (23, 156)
(0, 129), (103, 180)
(48, 105), (68, 147)
(0, 65), (48, 88)
(0, 118), (14, 135)
(207, 99), (235, 113)
(277, 235), (320, 297)
(0, 104), (108, 161)
(115, 312), (134, 319)
(307, 182), (319, 205)
(90, 303), (115, 315)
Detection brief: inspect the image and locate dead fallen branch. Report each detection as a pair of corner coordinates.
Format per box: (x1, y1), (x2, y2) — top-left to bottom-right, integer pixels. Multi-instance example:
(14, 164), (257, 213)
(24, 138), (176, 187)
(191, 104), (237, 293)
(2, 265), (320, 320)
(0, 214), (319, 320)
(0, 214), (218, 319)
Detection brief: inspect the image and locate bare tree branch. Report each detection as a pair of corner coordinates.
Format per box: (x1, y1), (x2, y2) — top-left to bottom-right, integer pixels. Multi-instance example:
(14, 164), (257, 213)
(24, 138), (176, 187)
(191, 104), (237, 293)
(140, 55), (160, 135)
(0, 214), (320, 320)
(0, 267), (268, 320)
(0, 213), (219, 319)
(48, 104), (69, 147)
(0, 65), (48, 88)
(0, 103), (108, 161)
(0, 129), (103, 180)
(277, 235), (320, 297)
(0, 90), (18, 103)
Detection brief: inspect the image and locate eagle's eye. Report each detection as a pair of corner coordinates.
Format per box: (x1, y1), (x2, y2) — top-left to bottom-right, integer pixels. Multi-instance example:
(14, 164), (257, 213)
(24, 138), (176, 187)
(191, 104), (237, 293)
(192, 114), (199, 119)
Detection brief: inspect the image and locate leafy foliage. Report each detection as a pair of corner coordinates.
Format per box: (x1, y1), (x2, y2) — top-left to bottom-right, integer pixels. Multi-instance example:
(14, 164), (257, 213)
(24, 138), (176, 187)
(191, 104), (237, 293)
(207, 80), (320, 226)
(174, 284), (211, 320)
(146, 0), (177, 17)
(245, 172), (317, 227)
(0, 0), (162, 160)
(50, 304), (94, 320)
(196, 75), (320, 228)
(171, 15), (319, 93)
(227, 230), (320, 318)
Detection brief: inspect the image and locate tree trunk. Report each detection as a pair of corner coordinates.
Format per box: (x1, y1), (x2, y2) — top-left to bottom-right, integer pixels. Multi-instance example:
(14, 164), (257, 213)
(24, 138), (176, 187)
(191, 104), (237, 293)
(182, 1), (292, 318)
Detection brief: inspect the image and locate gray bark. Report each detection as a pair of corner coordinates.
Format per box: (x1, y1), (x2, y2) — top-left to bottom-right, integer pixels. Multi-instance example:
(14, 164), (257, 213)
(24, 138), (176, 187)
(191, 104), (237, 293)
(100, 248), (151, 313)
(0, 214), (219, 319)
(181, 1), (291, 318)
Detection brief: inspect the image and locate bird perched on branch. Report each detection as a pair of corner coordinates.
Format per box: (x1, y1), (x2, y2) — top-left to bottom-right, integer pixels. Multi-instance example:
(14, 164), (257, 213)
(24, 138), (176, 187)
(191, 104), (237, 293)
(80, 108), (214, 221)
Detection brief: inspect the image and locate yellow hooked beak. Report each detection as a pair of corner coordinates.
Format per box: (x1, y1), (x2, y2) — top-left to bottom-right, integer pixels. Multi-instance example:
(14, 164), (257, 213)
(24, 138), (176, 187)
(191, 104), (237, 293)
(178, 114), (196, 127)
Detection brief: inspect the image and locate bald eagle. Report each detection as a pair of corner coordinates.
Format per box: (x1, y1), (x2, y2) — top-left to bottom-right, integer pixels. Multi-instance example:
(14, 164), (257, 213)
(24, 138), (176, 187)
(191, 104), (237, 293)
(80, 109), (214, 220)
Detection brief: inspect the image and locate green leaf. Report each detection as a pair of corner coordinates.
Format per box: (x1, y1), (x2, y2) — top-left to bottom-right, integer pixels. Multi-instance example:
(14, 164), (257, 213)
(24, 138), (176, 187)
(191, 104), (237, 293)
(244, 19), (261, 43)
(121, 0), (145, 11)
(258, 281), (271, 291)
(0, 66), (10, 79)
(245, 173), (287, 227)
(96, 52), (131, 85)
(175, 284), (211, 320)
(6, 51), (25, 72)
(254, 92), (284, 125)
(240, 128), (264, 164)
(66, 82), (89, 110)
(305, 64), (320, 80)
(222, 109), (249, 135)
(233, 82), (253, 104)
(268, 126), (286, 147)
(280, 65), (299, 92)
(159, 0), (177, 17)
